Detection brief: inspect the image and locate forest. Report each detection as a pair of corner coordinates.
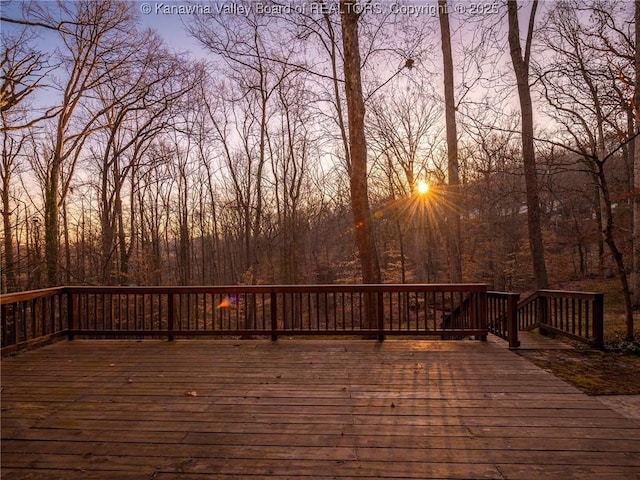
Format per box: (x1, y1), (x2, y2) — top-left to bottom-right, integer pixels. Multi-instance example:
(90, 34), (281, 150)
(1, 1), (638, 336)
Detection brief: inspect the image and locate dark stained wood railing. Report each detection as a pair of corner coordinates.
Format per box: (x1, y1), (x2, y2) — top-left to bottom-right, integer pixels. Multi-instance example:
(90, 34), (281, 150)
(67, 284), (489, 340)
(487, 292), (521, 349)
(517, 290), (604, 348)
(0, 287), (68, 354)
(1, 284), (489, 353)
(1, 285), (605, 354)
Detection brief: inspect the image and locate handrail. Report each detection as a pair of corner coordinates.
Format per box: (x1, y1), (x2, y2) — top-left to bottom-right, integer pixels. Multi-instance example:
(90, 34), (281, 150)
(516, 290), (604, 348)
(1, 285), (605, 354)
(66, 284), (488, 340)
(0, 287), (69, 354)
(0, 287), (66, 304)
(65, 284), (488, 294)
(2, 284), (489, 354)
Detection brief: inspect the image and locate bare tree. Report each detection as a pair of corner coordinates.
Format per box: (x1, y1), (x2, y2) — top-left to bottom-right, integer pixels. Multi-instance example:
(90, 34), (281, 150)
(90, 36), (195, 284)
(5, 1), (139, 285)
(367, 86), (442, 282)
(189, 11), (297, 285)
(507, 0), (549, 289)
(205, 87), (266, 284)
(184, 80), (225, 285)
(1, 126), (25, 290)
(537, 0), (635, 339)
(634, 1), (640, 310)
(0, 29), (56, 131)
(269, 73), (315, 284)
(0, 27), (57, 290)
(438, 0), (463, 283)
(1, 42), (33, 288)
(461, 123), (527, 290)
(135, 141), (175, 284)
(340, 0), (381, 286)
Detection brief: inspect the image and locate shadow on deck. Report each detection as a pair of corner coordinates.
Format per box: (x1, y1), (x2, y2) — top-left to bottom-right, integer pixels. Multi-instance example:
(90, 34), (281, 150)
(2, 339), (639, 479)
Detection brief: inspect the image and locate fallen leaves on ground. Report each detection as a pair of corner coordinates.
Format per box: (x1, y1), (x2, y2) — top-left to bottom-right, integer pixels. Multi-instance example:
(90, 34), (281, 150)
(517, 349), (640, 395)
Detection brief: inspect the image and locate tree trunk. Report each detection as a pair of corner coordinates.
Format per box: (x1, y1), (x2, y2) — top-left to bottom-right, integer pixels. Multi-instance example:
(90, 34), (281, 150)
(340, 0), (381, 286)
(507, 0), (548, 289)
(439, 0), (462, 283)
(633, 1), (640, 309)
(62, 198), (71, 284)
(1, 163), (16, 292)
(595, 160), (634, 341)
(116, 184), (127, 283)
(44, 159), (60, 286)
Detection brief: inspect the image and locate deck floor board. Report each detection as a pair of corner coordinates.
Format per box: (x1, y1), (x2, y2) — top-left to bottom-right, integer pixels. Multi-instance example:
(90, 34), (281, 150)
(2, 339), (639, 479)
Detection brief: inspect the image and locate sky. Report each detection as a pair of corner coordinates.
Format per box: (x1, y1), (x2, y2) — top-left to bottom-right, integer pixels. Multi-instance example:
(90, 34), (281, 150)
(1, 0), (208, 56)
(132, 0), (497, 54)
(134, 1), (207, 56)
(1, 0), (512, 64)
(0, 0), (562, 138)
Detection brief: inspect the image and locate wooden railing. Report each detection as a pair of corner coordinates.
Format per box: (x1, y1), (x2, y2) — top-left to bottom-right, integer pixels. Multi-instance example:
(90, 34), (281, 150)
(517, 290), (604, 348)
(1, 285), (606, 354)
(487, 292), (521, 349)
(1, 284), (489, 354)
(0, 287), (68, 354)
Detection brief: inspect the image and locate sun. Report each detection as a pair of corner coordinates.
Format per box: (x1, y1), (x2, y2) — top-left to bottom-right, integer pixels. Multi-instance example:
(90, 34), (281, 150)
(416, 180), (429, 195)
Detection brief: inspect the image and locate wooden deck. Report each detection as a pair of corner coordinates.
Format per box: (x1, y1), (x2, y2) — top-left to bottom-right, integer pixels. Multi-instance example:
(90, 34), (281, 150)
(2, 339), (640, 479)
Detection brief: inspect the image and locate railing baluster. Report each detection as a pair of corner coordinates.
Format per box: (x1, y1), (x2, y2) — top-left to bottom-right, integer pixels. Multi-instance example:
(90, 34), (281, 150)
(68, 291), (75, 340)
(270, 291), (277, 341)
(377, 290), (384, 341)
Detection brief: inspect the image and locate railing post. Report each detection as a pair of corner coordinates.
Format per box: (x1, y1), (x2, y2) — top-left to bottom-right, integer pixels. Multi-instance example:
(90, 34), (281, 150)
(478, 289), (488, 341)
(67, 289), (76, 341)
(592, 293), (604, 349)
(508, 293), (520, 349)
(167, 293), (175, 341)
(536, 293), (548, 336)
(271, 291), (278, 341)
